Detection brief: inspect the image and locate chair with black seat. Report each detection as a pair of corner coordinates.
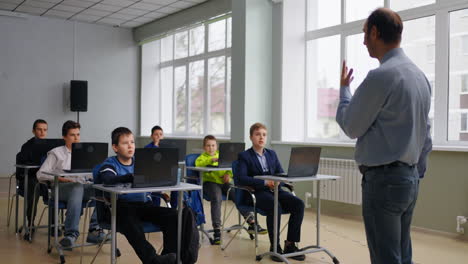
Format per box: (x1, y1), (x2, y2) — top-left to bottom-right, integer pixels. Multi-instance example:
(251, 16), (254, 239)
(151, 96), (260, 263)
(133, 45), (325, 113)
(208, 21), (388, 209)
(87, 193), (169, 264)
(184, 153), (211, 244)
(221, 160), (295, 259)
(184, 153), (247, 245)
(28, 181), (97, 264)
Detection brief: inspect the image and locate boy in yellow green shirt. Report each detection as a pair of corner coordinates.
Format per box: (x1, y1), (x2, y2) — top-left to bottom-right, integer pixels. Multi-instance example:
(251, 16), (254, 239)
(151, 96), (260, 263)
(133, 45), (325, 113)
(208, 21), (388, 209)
(195, 135), (266, 245)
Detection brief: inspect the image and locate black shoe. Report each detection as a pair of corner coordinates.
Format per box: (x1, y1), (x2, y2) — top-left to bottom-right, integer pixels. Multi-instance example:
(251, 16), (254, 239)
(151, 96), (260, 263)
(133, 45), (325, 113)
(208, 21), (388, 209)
(283, 241), (305, 261)
(213, 229), (221, 245)
(153, 253), (177, 264)
(247, 223), (268, 235)
(269, 244), (283, 262)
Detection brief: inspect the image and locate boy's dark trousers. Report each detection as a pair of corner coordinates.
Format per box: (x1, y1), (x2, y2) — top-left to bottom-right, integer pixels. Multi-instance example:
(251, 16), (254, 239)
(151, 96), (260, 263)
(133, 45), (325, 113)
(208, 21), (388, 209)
(116, 201), (178, 264)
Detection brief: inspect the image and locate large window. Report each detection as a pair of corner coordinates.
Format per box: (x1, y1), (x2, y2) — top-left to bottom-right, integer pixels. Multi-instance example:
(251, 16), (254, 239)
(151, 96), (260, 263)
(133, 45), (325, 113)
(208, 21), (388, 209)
(141, 16), (231, 137)
(448, 9), (468, 141)
(297, 0), (468, 146)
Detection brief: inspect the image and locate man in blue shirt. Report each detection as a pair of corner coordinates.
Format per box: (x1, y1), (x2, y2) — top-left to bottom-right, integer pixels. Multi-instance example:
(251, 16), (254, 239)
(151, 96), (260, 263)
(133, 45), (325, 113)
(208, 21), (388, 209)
(336, 8), (432, 264)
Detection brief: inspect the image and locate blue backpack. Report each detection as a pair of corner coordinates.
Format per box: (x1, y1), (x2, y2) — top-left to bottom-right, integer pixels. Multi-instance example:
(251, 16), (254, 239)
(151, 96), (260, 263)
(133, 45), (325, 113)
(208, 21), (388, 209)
(183, 190), (205, 226)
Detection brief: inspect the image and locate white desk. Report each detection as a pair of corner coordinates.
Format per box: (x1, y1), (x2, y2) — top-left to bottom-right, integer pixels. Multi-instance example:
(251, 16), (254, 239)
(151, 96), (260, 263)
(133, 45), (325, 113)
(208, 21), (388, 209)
(43, 171), (93, 263)
(14, 164), (40, 239)
(93, 182), (202, 264)
(254, 175), (341, 264)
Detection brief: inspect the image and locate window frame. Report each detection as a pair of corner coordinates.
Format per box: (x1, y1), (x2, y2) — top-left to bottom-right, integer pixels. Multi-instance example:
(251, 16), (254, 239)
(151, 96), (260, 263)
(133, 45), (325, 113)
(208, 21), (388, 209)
(299, 0), (468, 148)
(148, 15), (232, 137)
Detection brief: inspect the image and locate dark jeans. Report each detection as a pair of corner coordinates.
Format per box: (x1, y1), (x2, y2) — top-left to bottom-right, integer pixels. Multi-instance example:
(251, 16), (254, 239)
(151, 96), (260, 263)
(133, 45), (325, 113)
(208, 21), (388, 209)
(361, 164), (419, 264)
(254, 190), (304, 245)
(203, 181), (252, 229)
(116, 201), (178, 264)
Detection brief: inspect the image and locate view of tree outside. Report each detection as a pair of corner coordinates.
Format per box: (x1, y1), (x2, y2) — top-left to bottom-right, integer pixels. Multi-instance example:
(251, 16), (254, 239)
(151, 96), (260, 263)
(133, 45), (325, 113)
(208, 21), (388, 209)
(190, 25), (204, 56)
(307, 35), (341, 139)
(209, 56), (226, 135)
(189, 60), (204, 134)
(154, 16), (231, 136)
(174, 66), (186, 132)
(449, 9), (468, 141)
(305, 0), (467, 143)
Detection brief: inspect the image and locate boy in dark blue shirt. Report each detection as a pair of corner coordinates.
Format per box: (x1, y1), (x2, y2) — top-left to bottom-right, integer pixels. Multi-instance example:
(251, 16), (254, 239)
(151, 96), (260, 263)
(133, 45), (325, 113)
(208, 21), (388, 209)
(95, 127), (177, 264)
(144, 125), (164, 148)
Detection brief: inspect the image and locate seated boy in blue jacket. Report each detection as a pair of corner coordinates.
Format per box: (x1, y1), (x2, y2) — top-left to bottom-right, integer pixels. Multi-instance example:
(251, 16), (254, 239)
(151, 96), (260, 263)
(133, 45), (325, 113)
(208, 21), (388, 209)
(95, 127), (177, 264)
(237, 123), (305, 262)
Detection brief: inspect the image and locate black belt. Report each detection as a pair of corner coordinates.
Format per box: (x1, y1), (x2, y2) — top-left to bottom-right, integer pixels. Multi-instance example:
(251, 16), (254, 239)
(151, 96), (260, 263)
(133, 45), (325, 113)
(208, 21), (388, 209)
(358, 161), (415, 174)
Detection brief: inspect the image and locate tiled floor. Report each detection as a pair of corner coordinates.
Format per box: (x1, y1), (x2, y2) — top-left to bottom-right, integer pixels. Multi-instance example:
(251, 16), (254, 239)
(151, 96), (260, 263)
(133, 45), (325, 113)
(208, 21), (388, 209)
(0, 177), (467, 264)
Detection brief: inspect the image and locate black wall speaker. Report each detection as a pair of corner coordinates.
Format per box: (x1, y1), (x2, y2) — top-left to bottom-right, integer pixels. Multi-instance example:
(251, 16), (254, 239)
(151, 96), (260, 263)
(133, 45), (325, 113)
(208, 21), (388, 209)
(70, 80), (88, 112)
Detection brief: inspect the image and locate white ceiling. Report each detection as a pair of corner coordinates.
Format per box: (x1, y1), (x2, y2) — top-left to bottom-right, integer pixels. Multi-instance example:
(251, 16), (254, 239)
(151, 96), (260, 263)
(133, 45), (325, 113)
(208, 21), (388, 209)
(0, 0), (207, 28)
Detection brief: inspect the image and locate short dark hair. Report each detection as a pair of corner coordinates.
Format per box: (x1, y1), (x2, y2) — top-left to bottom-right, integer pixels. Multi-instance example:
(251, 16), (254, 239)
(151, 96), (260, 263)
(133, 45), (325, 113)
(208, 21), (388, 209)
(62, 120), (80, 137)
(33, 119), (47, 130)
(112, 127), (133, 145)
(366, 8), (403, 44)
(203, 135), (216, 146)
(151, 125), (163, 134)
(249, 122), (267, 137)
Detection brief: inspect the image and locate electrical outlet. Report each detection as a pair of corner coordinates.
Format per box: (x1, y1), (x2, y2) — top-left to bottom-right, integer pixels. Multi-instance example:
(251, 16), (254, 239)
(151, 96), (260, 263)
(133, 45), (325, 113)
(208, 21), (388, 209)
(456, 216), (467, 234)
(305, 192), (312, 208)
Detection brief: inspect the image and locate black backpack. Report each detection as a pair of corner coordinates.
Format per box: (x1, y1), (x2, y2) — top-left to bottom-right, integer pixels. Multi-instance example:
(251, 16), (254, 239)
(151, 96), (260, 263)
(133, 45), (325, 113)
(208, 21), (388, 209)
(181, 205), (200, 264)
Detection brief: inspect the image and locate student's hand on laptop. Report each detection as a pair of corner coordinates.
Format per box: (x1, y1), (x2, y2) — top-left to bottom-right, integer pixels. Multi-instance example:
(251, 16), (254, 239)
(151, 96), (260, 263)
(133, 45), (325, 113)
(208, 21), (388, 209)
(222, 174), (230, 184)
(211, 158), (219, 162)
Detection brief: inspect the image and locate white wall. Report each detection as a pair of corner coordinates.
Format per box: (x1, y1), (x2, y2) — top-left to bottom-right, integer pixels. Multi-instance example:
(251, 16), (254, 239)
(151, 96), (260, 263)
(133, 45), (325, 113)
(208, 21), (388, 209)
(0, 15), (138, 176)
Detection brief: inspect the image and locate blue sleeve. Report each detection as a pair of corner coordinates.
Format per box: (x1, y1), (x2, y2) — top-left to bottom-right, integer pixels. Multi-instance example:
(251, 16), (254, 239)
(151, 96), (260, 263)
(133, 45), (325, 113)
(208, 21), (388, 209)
(236, 153), (265, 189)
(336, 70), (390, 139)
(98, 164), (133, 185)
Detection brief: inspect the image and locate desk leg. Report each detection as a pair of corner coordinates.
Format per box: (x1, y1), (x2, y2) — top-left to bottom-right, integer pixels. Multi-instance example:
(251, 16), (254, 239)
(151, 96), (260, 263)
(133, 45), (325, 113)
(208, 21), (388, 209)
(54, 175), (64, 262)
(23, 168), (29, 236)
(300, 180), (339, 264)
(316, 180), (320, 246)
(256, 182), (289, 263)
(54, 177), (59, 248)
(111, 193), (117, 264)
(273, 182), (279, 254)
(177, 190), (183, 264)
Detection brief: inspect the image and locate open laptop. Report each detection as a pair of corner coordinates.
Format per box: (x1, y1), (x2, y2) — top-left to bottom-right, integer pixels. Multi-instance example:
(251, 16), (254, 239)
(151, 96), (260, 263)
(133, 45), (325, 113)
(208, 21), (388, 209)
(274, 147), (321, 177)
(63, 143), (108, 173)
(132, 148), (179, 188)
(29, 139), (65, 165)
(208, 143), (245, 168)
(159, 139), (187, 162)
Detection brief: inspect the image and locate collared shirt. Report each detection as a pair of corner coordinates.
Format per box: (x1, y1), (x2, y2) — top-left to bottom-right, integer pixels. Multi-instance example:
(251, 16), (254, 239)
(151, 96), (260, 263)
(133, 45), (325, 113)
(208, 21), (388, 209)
(336, 48), (431, 166)
(255, 150), (269, 172)
(36, 145), (92, 184)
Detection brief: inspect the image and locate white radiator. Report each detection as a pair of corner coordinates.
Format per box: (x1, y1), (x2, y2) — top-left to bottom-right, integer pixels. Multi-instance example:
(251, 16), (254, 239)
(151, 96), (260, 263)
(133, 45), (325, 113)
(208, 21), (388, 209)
(315, 158), (362, 205)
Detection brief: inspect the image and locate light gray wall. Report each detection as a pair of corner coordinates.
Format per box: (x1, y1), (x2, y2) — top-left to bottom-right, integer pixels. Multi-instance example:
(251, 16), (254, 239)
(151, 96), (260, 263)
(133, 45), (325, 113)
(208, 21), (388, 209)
(0, 15), (138, 176)
(231, 0), (273, 145)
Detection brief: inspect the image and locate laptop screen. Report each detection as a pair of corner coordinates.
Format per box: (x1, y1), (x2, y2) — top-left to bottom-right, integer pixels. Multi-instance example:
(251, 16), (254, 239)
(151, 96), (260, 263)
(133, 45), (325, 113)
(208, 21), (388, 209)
(159, 139), (187, 162)
(30, 139), (65, 165)
(287, 147), (321, 177)
(133, 148), (179, 187)
(71, 143), (108, 170)
(218, 143), (245, 166)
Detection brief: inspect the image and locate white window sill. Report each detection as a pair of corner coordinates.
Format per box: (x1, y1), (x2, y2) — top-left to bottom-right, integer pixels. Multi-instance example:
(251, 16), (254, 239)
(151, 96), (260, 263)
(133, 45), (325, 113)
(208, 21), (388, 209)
(272, 140), (468, 152)
(138, 135), (231, 141)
